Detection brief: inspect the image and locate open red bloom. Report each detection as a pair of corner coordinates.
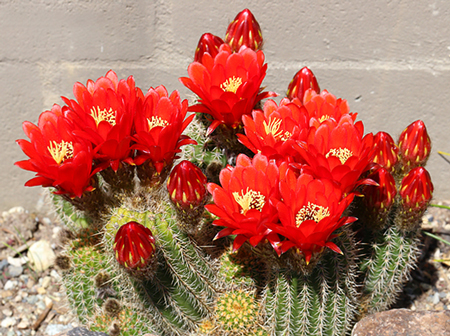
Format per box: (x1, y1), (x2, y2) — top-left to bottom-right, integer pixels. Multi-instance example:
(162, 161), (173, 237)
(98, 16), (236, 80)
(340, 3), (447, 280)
(132, 86), (196, 173)
(180, 44), (276, 135)
(205, 153), (280, 251)
(15, 105), (99, 198)
(194, 33), (225, 63)
(295, 115), (375, 195)
(302, 89), (356, 127)
(269, 171), (356, 263)
(286, 67), (320, 103)
(238, 98), (309, 163)
(63, 70), (143, 171)
(224, 9), (263, 52)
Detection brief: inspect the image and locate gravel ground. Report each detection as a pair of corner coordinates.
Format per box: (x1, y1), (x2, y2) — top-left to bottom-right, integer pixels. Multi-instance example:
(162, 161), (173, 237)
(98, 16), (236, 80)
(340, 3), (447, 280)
(0, 199), (449, 336)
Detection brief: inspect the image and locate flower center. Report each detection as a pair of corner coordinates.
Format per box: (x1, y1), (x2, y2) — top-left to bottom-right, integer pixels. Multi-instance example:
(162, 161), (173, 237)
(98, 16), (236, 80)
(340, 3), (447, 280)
(326, 147), (353, 164)
(263, 117), (291, 141)
(295, 202), (330, 227)
(147, 116), (169, 130)
(221, 76), (243, 93)
(318, 115), (330, 123)
(47, 140), (74, 165)
(232, 187), (265, 215)
(90, 107), (117, 126)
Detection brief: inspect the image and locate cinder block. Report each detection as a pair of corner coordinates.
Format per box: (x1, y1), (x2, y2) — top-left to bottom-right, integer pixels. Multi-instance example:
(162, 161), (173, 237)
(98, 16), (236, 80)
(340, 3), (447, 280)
(0, 0), (156, 62)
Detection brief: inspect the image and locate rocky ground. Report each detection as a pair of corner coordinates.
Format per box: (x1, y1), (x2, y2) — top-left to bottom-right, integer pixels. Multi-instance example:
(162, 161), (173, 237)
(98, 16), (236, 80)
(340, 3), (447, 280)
(0, 197), (448, 336)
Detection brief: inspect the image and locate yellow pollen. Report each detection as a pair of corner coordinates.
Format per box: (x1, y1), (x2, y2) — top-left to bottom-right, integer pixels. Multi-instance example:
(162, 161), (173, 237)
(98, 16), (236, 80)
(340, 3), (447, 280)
(318, 115), (330, 123)
(147, 116), (169, 130)
(47, 140), (74, 165)
(326, 147), (353, 164)
(232, 187), (265, 215)
(221, 76), (243, 93)
(296, 202), (330, 227)
(90, 106), (117, 126)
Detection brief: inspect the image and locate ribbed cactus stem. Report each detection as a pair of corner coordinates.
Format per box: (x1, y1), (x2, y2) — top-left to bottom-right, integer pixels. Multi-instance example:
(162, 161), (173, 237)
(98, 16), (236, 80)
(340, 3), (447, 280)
(360, 225), (419, 314)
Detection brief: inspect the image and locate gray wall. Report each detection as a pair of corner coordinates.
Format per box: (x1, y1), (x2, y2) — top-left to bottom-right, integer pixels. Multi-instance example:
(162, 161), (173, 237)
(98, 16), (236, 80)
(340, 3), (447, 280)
(2, 0), (449, 211)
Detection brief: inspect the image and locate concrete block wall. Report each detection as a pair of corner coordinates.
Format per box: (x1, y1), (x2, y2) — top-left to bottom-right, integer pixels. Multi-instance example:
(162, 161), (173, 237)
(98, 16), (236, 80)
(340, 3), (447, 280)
(2, 0), (449, 211)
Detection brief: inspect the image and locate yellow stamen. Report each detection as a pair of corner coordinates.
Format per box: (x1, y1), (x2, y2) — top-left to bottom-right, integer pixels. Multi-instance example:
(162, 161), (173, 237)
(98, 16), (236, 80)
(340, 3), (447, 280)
(221, 76), (243, 93)
(147, 116), (169, 130)
(263, 117), (292, 141)
(232, 187), (265, 215)
(326, 147), (353, 164)
(47, 140), (74, 165)
(318, 115), (330, 123)
(296, 202), (330, 227)
(90, 106), (116, 126)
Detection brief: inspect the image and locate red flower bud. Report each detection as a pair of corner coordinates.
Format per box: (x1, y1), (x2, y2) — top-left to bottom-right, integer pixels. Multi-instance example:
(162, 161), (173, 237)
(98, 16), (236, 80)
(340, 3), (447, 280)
(363, 167), (397, 211)
(361, 167), (397, 229)
(372, 132), (399, 173)
(286, 67), (320, 103)
(398, 167), (433, 230)
(167, 160), (208, 210)
(400, 167), (433, 212)
(225, 9), (263, 52)
(398, 120), (431, 171)
(113, 222), (156, 278)
(194, 33), (225, 63)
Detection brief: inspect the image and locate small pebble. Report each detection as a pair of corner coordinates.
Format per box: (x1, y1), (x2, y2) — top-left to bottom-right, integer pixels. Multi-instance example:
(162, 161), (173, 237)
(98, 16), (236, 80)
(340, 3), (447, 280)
(50, 269), (61, 281)
(44, 323), (73, 336)
(1, 316), (16, 328)
(8, 265), (23, 277)
(0, 259), (9, 271)
(41, 276), (52, 289)
(4, 280), (18, 291)
(2, 308), (13, 317)
(17, 318), (30, 329)
(432, 292), (440, 305)
(37, 287), (46, 295)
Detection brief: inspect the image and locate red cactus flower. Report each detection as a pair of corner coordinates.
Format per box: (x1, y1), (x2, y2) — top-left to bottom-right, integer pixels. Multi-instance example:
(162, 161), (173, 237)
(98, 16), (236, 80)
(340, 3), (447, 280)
(180, 44), (276, 135)
(269, 171), (356, 264)
(205, 153), (280, 251)
(132, 86), (196, 174)
(113, 221), (156, 272)
(286, 67), (320, 103)
(194, 33), (225, 63)
(167, 160), (208, 210)
(62, 70), (143, 171)
(363, 167), (397, 211)
(295, 115), (375, 195)
(400, 167), (433, 213)
(224, 9), (263, 52)
(372, 132), (399, 173)
(15, 104), (99, 198)
(302, 89), (356, 127)
(237, 98), (309, 163)
(398, 120), (431, 170)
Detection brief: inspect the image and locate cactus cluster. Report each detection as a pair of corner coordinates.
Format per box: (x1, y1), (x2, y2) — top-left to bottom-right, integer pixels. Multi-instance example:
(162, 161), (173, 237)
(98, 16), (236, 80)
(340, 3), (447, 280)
(16, 9), (434, 336)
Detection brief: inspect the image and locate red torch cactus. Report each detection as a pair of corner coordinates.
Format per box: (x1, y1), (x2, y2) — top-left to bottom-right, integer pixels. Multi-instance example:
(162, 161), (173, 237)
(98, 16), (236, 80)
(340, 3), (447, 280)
(132, 86), (196, 181)
(180, 44), (276, 135)
(62, 70), (143, 171)
(238, 98), (309, 163)
(15, 104), (100, 198)
(295, 115), (376, 195)
(205, 153), (281, 251)
(113, 221), (157, 278)
(397, 120), (432, 172)
(194, 33), (225, 63)
(224, 8), (263, 52)
(269, 171), (356, 265)
(286, 67), (321, 103)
